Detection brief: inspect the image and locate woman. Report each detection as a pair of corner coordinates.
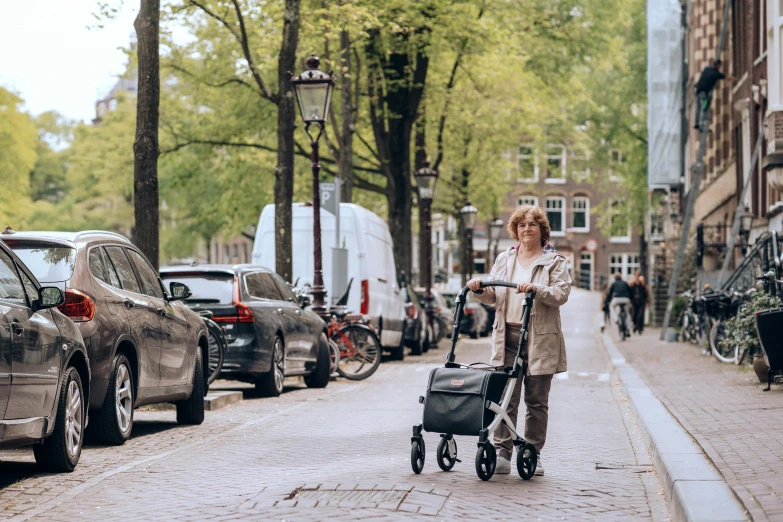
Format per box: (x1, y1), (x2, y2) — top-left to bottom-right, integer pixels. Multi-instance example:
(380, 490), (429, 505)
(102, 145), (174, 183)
(630, 272), (650, 334)
(468, 205), (571, 477)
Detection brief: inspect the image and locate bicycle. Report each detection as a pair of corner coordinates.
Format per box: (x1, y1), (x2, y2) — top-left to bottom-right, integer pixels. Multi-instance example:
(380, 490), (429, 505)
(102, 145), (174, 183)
(617, 303), (630, 341)
(196, 310), (226, 385)
(678, 291), (700, 344)
(327, 310), (382, 380)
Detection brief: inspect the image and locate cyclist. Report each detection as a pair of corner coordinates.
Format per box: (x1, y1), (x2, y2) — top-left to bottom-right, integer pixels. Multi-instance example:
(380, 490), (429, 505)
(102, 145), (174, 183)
(606, 272), (632, 331)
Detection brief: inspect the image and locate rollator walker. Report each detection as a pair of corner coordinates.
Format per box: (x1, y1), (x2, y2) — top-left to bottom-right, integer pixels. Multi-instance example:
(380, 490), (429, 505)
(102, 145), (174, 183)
(410, 281), (537, 481)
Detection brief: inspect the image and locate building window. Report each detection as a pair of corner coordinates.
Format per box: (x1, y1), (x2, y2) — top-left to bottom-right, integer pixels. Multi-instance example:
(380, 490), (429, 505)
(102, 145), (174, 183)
(517, 195), (538, 207)
(610, 199), (631, 242)
(609, 149), (623, 182)
(571, 197), (590, 232)
(570, 147), (590, 180)
(544, 144), (566, 183)
(516, 144), (538, 182)
(610, 254), (640, 281)
(545, 197), (566, 236)
(650, 210), (664, 240)
(579, 251), (594, 290)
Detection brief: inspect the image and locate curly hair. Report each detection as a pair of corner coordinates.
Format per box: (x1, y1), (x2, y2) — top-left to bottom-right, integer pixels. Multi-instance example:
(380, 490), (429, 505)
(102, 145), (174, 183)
(507, 205), (551, 246)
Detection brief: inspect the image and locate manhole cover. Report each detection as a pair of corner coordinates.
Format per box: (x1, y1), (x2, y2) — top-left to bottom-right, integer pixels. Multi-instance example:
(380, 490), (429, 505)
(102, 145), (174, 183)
(273, 485), (451, 515)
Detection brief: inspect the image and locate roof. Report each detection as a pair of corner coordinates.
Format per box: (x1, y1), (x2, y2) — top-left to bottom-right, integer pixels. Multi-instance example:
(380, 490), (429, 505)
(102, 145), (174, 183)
(159, 264), (273, 275)
(0, 230), (131, 245)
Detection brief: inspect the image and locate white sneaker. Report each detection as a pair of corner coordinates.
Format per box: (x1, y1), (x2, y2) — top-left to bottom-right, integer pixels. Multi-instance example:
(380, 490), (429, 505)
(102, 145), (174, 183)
(535, 455), (544, 476)
(496, 456), (511, 474)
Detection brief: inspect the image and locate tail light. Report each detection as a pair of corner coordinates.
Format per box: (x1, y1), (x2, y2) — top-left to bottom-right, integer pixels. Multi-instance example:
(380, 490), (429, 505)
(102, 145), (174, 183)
(406, 303), (417, 319)
(360, 279), (369, 315)
(57, 289), (95, 322)
(213, 277), (254, 323)
(464, 306), (474, 316)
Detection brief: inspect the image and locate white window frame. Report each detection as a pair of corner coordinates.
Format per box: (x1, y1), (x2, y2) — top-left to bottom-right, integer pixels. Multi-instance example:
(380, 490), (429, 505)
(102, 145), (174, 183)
(609, 199), (632, 243)
(578, 251), (594, 290)
(649, 209), (665, 241)
(517, 195), (539, 207)
(544, 144), (566, 183)
(610, 254), (640, 281)
(516, 144), (539, 183)
(609, 149), (623, 182)
(570, 197), (590, 232)
(545, 196), (566, 237)
(570, 148), (590, 180)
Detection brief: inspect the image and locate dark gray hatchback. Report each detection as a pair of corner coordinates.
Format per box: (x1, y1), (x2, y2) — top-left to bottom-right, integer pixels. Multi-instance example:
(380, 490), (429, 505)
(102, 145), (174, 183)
(160, 265), (330, 396)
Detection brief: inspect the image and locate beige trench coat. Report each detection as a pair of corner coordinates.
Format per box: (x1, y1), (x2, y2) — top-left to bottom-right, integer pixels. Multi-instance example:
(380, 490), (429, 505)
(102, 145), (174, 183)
(474, 247), (571, 375)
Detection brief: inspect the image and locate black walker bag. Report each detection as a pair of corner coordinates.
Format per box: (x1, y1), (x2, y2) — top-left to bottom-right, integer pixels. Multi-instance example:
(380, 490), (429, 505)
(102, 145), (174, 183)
(422, 367), (509, 436)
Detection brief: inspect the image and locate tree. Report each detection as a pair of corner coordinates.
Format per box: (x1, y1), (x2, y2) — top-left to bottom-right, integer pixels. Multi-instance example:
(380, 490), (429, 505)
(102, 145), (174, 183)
(0, 87), (37, 227)
(134, 0), (162, 268)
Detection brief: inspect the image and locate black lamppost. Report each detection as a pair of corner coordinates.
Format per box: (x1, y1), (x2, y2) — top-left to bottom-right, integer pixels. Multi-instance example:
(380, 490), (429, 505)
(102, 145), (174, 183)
(415, 160), (439, 312)
(489, 217), (504, 261)
(291, 54), (335, 320)
(460, 201), (478, 280)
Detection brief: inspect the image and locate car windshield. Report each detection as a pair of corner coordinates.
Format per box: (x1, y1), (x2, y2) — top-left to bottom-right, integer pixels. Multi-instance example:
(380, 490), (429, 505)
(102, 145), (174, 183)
(160, 272), (234, 304)
(6, 242), (76, 283)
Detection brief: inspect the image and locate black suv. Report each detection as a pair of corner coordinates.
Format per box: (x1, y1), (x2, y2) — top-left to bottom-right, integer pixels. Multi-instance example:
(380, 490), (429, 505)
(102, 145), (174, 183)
(3, 230), (209, 445)
(0, 239), (90, 471)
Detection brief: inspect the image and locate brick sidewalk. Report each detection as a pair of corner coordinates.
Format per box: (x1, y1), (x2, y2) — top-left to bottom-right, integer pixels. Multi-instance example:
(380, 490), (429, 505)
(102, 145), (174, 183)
(609, 328), (783, 521)
(0, 290), (667, 521)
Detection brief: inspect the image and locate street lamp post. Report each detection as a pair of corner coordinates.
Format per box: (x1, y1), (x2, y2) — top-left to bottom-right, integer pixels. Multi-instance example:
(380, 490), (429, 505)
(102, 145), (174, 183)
(489, 217), (504, 261)
(415, 160), (439, 313)
(738, 205), (754, 255)
(291, 55), (335, 320)
(460, 201), (478, 282)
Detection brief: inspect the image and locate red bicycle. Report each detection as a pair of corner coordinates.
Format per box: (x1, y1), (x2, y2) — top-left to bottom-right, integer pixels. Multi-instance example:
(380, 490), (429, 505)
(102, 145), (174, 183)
(328, 310), (382, 380)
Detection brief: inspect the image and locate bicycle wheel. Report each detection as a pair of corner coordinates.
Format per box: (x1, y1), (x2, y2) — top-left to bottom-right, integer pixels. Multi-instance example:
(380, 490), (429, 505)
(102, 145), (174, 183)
(709, 320), (738, 363)
(432, 316), (446, 344)
(328, 338), (340, 374)
(204, 318), (226, 385)
(334, 323), (382, 380)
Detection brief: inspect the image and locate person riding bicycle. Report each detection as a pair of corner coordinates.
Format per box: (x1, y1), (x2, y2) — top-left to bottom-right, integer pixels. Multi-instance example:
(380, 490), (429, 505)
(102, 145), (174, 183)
(606, 273), (632, 327)
(694, 59), (733, 130)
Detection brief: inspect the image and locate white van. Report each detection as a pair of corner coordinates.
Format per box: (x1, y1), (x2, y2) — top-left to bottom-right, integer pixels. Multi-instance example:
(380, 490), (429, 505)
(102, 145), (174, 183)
(252, 203), (406, 357)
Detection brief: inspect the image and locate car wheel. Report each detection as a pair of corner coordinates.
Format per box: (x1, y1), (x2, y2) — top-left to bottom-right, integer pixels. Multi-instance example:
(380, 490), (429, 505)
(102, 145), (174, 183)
(93, 353), (134, 445)
(388, 330), (405, 361)
(176, 348), (205, 425)
(33, 366), (85, 472)
(256, 335), (285, 397)
(470, 326), (479, 340)
(410, 330), (423, 356)
(304, 333), (330, 389)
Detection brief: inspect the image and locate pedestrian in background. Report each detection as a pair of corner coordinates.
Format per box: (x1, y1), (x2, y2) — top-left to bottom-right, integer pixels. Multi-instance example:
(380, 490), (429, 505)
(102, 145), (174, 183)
(468, 204), (571, 478)
(600, 283), (611, 333)
(630, 271), (650, 334)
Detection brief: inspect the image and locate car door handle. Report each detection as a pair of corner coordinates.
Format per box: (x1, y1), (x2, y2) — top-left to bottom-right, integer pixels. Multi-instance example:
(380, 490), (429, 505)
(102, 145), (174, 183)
(156, 308), (167, 317)
(10, 322), (23, 337)
(123, 299), (135, 308)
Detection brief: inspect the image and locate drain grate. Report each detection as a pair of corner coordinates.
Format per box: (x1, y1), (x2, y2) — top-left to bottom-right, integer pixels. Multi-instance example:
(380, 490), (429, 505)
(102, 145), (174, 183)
(273, 485), (451, 515)
(595, 462), (654, 473)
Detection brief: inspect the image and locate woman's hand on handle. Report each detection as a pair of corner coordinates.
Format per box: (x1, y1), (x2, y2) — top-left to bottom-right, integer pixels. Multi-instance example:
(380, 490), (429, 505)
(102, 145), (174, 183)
(516, 282), (537, 295)
(467, 278), (483, 292)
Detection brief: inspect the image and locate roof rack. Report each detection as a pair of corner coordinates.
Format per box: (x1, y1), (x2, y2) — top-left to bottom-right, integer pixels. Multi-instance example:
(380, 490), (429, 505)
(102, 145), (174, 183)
(74, 230), (131, 242)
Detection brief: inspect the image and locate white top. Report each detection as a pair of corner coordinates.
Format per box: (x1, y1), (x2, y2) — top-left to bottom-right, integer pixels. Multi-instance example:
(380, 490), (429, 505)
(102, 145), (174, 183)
(505, 253), (539, 324)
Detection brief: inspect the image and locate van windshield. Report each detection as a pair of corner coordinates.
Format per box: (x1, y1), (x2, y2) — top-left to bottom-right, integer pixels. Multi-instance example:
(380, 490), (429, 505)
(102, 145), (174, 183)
(6, 242), (76, 283)
(160, 273), (234, 304)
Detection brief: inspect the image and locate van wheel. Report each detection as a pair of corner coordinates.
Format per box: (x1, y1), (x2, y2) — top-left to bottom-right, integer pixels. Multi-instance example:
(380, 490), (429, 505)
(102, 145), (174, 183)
(304, 334), (330, 388)
(256, 335), (285, 397)
(388, 334), (405, 361)
(33, 367), (85, 472)
(92, 354), (134, 445)
(176, 348), (205, 425)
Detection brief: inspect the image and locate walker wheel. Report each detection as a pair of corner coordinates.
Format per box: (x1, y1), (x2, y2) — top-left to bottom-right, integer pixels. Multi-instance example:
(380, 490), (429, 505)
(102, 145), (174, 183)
(475, 443), (496, 481)
(517, 444), (537, 480)
(411, 438), (425, 474)
(437, 436), (457, 472)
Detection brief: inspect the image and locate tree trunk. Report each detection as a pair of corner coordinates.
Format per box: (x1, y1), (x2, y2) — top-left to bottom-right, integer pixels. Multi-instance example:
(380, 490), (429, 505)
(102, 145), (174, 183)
(133, 0), (161, 269)
(338, 29), (354, 203)
(274, 0), (301, 283)
(415, 108), (427, 286)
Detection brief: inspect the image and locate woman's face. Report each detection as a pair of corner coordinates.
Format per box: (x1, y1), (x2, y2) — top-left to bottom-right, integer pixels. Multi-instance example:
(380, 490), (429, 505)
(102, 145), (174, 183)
(516, 212), (542, 248)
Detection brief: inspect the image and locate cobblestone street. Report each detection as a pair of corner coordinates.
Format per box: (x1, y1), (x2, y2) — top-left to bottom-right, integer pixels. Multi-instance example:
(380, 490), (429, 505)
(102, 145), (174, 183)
(0, 290), (669, 521)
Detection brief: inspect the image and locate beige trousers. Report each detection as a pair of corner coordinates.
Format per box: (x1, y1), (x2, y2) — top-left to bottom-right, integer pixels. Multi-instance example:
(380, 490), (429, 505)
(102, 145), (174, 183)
(493, 323), (554, 460)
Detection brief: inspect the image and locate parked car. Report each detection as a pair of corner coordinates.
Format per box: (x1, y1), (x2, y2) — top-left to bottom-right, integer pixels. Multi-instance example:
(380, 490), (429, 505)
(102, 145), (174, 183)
(481, 303), (496, 337)
(159, 264), (331, 396)
(0, 239), (89, 471)
(253, 203), (406, 357)
(413, 287), (454, 341)
(441, 291), (487, 339)
(3, 230), (209, 445)
(399, 281), (430, 356)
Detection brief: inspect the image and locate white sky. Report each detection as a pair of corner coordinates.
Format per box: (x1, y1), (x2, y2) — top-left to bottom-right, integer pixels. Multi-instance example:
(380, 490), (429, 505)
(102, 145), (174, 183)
(0, 0), (140, 123)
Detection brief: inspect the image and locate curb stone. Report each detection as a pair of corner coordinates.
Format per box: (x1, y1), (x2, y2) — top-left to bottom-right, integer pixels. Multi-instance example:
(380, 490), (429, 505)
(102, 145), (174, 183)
(599, 333), (748, 522)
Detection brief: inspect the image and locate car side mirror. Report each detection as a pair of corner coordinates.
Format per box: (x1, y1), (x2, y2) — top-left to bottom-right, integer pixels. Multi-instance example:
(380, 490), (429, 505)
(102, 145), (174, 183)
(299, 294), (311, 308)
(38, 287), (64, 310)
(167, 282), (192, 301)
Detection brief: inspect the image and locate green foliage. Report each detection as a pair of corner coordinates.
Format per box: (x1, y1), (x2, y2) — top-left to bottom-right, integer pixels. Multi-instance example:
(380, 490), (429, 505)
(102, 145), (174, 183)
(719, 291), (783, 355)
(0, 87), (37, 226)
